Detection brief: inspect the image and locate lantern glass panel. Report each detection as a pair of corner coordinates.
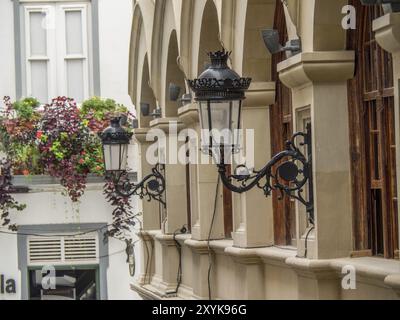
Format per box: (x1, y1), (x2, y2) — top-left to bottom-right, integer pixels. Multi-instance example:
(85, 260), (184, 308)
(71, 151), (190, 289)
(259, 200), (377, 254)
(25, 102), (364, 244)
(103, 144), (128, 172)
(199, 100), (242, 151)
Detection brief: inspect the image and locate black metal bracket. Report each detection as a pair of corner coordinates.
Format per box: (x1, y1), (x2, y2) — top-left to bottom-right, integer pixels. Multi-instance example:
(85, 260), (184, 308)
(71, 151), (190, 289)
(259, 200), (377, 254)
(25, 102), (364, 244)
(112, 163), (166, 208)
(216, 123), (314, 224)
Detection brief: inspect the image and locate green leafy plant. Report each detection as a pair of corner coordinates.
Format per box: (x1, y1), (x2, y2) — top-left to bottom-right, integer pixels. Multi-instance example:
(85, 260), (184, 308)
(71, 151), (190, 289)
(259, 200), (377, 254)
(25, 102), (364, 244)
(12, 97), (40, 120)
(0, 158), (27, 230)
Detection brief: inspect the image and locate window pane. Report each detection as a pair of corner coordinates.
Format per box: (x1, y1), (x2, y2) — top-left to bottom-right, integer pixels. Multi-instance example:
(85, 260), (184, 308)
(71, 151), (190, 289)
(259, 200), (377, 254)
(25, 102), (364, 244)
(29, 11), (47, 56)
(66, 59), (84, 102)
(31, 60), (48, 103)
(65, 10), (83, 55)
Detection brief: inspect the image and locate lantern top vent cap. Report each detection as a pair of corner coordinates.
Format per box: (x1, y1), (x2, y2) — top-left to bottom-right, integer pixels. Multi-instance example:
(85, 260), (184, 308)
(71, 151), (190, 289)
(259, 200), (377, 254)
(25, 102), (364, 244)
(188, 49), (252, 101)
(100, 117), (133, 145)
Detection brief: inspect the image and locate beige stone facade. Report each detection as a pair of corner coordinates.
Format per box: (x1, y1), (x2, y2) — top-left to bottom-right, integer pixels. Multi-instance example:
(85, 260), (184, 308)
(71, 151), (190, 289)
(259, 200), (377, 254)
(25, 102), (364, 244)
(128, 0), (400, 300)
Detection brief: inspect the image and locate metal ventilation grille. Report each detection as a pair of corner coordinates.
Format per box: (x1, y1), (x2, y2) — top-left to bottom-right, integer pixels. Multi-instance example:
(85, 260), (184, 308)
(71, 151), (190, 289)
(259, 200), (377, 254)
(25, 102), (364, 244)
(28, 238), (62, 263)
(64, 237), (97, 261)
(28, 235), (98, 265)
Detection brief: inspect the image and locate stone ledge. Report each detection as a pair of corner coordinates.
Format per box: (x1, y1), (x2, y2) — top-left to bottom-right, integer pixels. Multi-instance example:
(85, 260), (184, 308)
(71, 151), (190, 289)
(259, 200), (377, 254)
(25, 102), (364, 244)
(277, 51), (355, 89)
(136, 230), (158, 242)
(184, 238), (209, 254)
(243, 81), (275, 108)
(373, 13), (400, 53)
(149, 117), (185, 133)
(177, 103), (199, 127)
(225, 246), (261, 265)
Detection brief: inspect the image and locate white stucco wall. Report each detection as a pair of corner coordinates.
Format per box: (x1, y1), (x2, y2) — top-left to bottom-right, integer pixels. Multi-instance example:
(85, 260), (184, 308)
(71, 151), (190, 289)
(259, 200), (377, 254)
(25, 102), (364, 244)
(0, 0), (140, 300)
(0, 185), (140, 300)
(0, 0), (16, 101)
(98, 0), (135, 113)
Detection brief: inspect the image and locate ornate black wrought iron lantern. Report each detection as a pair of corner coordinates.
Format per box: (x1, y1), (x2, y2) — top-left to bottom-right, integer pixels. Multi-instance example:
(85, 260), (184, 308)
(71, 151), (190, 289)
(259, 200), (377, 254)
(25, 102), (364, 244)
(100, 118), (166, 207)
(188, 51), (251, 154)
(188, 50), (314, 223)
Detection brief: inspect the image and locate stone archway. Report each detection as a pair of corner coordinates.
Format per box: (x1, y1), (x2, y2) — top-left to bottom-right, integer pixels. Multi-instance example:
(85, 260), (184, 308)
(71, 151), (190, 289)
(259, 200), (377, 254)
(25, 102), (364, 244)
(139, 54), (156, 128)
(164, 30), (186, 118)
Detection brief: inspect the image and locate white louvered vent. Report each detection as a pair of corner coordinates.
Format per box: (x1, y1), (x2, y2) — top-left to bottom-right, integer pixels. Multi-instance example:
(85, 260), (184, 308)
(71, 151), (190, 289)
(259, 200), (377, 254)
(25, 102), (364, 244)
(64, 237), (97, 261)
(28, 238), (62, 263)
(28, 234), (98, 265)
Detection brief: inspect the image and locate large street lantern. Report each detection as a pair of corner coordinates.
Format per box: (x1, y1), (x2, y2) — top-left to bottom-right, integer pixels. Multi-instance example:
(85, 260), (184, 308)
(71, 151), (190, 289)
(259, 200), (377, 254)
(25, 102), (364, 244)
(188, 50), (314, 223)
(100, 118), (166, 207)
(101, 118), (132, 172)
(188, 50), (251, 153)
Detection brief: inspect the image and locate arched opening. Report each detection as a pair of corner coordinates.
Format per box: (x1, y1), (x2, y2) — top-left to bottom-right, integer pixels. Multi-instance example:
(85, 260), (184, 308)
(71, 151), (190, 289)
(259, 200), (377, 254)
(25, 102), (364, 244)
(347, 0), (398, 259)
(242, 0), (276, 81)
(197, 0), (233, 237)
(197, 0), (221, 74)
(165, 30), (186, 118)
(140, 54), (156, 128)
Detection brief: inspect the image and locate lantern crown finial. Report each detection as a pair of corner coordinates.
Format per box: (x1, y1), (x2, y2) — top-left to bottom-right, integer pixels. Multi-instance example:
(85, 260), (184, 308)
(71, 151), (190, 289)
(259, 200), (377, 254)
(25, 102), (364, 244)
(187, 49), (252, 101)
(208, 49), (231, 68)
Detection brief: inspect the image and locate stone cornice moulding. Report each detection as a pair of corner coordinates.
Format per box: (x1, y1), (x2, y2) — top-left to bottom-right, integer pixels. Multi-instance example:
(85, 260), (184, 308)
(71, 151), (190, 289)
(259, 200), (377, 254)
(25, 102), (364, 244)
(149, 117), (185, 133)
(184, 239), (210, 255)
(154, 233), (178, 247)
(384, 275), (400, 297)
(209, 239), (234, 256)
(178, 103), (199, 127)
(224, 246), (262, 265)
(133, 127), (153, 144)
(373, 13), (400, 54)
(135, 230), (157, 242)
(243, 81), (276, 108)
(277, 51), (356, 89)
(256, 247), (297, 267)
(285, 257), (338, 280)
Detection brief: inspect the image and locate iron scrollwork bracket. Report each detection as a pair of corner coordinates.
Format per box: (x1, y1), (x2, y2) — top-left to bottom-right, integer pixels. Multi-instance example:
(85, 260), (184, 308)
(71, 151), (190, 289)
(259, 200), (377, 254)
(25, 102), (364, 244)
(112, 164), (166, 208)
(217, 123), (314, 224)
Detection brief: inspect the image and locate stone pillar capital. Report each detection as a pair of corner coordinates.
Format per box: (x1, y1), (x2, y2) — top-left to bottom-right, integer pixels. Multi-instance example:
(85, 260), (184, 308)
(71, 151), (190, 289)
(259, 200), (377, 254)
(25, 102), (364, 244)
(178, 103), (199, 127)
(149, 117), (185, 133)
(243, 81), (275, 108)
(373, 13), (400, 54)
(133, 127), (152, 144)
(277, 51), (355, 89)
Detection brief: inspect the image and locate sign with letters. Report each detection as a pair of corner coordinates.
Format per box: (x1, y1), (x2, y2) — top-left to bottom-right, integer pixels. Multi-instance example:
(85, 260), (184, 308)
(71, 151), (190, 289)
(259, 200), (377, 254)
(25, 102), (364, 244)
(0, 274), (16, 294)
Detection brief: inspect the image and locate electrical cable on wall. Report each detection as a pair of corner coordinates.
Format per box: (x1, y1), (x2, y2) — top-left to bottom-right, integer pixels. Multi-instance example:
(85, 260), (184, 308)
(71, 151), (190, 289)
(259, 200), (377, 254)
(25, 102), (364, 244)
(0, 213), (142, 238)
(296, 226), (315, 259)
(207, 176), (221, 301)
(166, 225), (187, 297)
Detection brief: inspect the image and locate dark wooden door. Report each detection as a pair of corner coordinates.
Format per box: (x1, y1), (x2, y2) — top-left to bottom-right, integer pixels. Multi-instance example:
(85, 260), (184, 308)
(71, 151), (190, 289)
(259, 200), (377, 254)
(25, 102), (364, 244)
(348, 1), (398, 258)
(270, 0), (296, 245)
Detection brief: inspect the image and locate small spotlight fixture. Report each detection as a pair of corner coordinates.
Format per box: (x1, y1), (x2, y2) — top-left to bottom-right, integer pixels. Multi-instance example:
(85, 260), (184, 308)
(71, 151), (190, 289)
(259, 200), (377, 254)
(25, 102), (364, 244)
(140, 102), (162, 119)
(261, 29), (301, 57)
(169, 83), (182, 102)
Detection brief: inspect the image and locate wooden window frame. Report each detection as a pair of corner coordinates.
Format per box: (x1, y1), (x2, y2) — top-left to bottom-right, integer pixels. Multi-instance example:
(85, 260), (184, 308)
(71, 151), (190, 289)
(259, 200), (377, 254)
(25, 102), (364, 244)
(347, 0), (398, 259)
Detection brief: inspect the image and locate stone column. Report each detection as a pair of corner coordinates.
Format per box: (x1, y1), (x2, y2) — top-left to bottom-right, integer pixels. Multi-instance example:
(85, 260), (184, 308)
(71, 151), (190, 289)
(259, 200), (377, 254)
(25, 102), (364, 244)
(232, 82), (276, 248)
(135, 231), (155, 285)
(178, 104), (225, 241)
(278, 51), (355, 259)
(134, 128), (161, 231)
(184, 239), (211, 299)
(373, 13), (400, 251)
(225, 247), (264, 299)
(149, 117), (188, 234)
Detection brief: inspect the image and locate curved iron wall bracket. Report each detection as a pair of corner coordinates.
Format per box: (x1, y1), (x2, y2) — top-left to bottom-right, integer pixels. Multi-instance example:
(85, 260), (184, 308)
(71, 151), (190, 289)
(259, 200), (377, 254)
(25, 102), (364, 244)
(112, 164), (166, 208)
(216, 123), (314, 224)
